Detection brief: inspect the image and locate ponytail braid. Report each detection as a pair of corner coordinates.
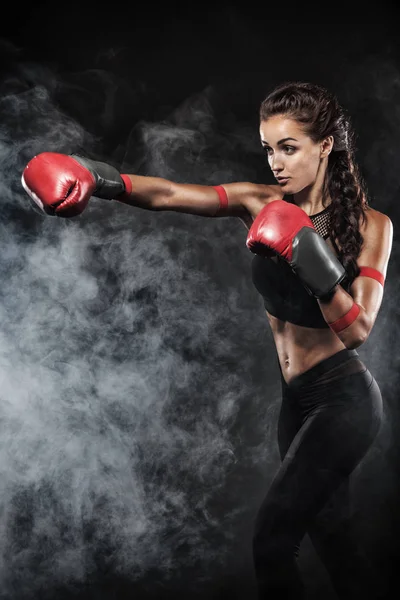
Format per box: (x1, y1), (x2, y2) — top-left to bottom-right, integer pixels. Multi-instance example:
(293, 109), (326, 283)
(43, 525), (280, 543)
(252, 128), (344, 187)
(325, 149), (369, 281)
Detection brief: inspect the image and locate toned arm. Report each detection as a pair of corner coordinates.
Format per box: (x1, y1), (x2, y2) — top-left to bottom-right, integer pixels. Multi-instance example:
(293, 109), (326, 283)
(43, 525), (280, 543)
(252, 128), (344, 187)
(116, 175), (284, 219)
(318, 209), (393, 349)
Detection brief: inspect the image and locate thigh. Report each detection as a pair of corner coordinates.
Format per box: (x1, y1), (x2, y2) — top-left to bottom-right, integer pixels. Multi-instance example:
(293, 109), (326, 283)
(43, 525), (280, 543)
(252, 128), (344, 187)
(308, 476), (352, 547)
(279, 368), (382, 476)
(254, 411), (342, 541)
(254, 393), (379, 540)
(277, 393), (302, 461)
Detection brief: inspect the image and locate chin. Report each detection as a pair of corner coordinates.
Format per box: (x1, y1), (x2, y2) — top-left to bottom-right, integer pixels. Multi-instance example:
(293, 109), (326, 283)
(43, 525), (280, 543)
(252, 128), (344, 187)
(285, 184), (308, 196)
(280, 183), (293, 194)
(292, 181), (314, 195)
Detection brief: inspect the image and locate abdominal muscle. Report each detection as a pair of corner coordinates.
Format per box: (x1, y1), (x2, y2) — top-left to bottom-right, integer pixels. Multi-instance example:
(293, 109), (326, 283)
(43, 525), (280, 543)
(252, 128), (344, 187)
(268, 313), (346, 384)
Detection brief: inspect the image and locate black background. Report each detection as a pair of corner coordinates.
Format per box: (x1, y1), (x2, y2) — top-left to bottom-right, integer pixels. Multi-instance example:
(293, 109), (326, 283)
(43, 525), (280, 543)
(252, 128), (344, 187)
(0, 2), (399, 599)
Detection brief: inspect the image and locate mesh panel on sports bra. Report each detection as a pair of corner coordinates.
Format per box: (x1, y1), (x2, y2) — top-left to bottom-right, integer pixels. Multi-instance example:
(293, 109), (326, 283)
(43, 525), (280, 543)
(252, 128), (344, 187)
(309, 204), (332, 239)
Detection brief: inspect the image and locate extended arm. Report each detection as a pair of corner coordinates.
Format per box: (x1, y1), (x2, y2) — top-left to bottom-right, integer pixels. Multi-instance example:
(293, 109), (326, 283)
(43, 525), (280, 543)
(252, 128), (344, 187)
(21, 152), (282, 220)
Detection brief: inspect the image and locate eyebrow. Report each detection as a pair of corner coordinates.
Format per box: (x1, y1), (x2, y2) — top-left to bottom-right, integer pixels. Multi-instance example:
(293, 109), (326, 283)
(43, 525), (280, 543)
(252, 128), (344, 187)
(261, 137), (298, 145)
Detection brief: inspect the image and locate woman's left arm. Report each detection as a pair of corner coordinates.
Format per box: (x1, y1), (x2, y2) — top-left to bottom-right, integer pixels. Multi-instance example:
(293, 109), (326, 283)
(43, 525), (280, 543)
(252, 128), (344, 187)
(318, 209), (393, 349)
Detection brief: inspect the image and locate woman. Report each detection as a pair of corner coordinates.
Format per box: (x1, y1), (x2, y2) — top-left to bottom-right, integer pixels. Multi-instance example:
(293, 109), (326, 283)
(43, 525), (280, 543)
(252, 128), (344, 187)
(22, 82), (393, 598)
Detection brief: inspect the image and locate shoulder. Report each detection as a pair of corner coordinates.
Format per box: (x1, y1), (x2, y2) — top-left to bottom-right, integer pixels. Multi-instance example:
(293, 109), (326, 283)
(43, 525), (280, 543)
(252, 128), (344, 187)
(360, 207), (393, 243)
(356, 207), (393, 277)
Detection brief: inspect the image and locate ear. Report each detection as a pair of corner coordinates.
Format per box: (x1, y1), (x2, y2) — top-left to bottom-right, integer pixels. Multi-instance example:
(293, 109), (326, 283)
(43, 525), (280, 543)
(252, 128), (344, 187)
(320, 135), (334, 158)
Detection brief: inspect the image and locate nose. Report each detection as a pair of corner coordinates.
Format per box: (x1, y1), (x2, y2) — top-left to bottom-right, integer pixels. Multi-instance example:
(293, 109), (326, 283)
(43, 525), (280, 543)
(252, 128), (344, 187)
(270, 154), (284, 174)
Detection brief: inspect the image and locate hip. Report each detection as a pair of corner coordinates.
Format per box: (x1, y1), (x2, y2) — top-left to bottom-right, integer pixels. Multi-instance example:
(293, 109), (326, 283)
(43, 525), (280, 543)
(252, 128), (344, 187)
(280, 348), (383, 420)
(277, 349), (383, 456)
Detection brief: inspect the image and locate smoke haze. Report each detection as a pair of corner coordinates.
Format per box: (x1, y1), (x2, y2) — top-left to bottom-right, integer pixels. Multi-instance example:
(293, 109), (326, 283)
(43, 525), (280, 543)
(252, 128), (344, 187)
(0, 12), (399, 600)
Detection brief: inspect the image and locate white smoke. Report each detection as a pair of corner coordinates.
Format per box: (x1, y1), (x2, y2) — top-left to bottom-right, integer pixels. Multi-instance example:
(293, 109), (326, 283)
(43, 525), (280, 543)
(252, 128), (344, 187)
(0, 51), (278, 598)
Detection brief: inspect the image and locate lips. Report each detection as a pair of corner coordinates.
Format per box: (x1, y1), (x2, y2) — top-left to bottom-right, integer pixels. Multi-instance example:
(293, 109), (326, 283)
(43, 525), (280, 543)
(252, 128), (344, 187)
(277, 177), (290, 184)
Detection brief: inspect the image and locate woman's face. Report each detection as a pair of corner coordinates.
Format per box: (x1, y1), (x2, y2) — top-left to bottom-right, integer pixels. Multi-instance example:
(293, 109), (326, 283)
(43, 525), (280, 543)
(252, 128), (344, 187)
(259, 115), (330, 195)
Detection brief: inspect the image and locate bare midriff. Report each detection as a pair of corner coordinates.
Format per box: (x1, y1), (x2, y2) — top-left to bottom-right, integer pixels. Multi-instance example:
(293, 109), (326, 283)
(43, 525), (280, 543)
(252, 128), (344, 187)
(267, 313), (346, 384)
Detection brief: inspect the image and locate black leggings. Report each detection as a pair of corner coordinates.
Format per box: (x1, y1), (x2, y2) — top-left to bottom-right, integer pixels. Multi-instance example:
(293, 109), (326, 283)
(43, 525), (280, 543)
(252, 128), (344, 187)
(252, 348), (383, 599)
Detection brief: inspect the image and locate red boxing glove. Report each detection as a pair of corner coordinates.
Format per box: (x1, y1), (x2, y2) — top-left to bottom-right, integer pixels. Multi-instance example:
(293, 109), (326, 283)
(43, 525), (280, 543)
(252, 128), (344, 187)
(246, 200), (313, 260)
(246, 200), (346, 299)
(21, 152), (132, 218)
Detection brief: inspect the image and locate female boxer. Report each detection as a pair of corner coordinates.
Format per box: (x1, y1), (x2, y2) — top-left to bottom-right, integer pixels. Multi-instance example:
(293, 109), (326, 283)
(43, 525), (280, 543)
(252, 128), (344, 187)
(22, 82), (393, 599)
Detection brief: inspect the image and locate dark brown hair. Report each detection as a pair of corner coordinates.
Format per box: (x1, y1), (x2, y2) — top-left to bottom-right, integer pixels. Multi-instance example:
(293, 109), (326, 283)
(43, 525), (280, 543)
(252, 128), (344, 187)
(260, 81), (368, 281)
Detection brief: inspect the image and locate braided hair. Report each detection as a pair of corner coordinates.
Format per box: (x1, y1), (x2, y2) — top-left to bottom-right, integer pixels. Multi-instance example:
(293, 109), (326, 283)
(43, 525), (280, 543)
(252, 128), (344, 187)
(260, 81), (368, 281)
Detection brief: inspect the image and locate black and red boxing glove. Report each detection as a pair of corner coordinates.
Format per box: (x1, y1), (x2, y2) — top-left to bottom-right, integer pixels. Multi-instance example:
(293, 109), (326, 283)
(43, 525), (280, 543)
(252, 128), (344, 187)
(21, 152), (132, 218)
(246, 200), (346, 299)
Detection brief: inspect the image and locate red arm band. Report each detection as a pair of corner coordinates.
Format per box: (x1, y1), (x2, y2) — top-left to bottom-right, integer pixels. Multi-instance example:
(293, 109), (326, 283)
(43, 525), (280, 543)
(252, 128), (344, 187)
(328, 266), (384, 334)
(212, 185), (229, 214)
(358, 266), (385, 286)
(328, 302), (361, 333)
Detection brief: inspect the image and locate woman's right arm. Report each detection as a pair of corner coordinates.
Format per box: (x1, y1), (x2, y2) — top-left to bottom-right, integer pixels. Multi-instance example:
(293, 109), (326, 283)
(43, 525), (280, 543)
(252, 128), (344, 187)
(21, 152), (283, 221)
(118, 175), (283, 220)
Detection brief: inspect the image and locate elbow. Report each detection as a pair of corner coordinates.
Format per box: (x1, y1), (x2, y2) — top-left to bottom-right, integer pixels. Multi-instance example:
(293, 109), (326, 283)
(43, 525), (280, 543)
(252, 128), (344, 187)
(345, 336), (366, 350)
(343, 309), (373, 349)
(150, 180), (175, 211)
(344, 327), (369, 350)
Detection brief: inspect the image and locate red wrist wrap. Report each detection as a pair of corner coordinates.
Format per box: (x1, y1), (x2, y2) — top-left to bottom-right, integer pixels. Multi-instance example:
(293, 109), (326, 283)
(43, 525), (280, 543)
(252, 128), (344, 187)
(120, 174), (132, 197)
(212, 185), (228, 213)
(329, 302), (361, 333)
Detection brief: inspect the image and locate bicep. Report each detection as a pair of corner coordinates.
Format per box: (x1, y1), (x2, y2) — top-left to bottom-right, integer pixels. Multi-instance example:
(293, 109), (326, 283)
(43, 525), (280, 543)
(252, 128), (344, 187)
(158, 181), (250, 217)
(159, 180), (282, 219)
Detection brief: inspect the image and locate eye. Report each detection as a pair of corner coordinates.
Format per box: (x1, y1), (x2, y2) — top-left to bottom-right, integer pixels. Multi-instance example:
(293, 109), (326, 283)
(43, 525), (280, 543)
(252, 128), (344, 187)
(262, 146), (273, 155)
(284, 145), (296, 154)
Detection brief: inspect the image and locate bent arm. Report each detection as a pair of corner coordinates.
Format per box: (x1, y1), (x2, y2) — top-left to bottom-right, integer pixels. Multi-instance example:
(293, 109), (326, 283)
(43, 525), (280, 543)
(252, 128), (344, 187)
(116, 175), (283, 219)
(318, 210), (393, 349)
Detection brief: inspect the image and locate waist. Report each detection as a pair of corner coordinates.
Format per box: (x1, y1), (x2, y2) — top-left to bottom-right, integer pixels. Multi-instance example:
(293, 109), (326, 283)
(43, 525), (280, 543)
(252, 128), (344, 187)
(280, 348), (362, 390)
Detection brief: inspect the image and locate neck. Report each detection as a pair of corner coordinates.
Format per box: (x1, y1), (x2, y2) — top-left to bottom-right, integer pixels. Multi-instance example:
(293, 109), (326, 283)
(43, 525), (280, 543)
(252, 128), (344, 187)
(293, 187), (331, 216)
(292, 158), (331, 216)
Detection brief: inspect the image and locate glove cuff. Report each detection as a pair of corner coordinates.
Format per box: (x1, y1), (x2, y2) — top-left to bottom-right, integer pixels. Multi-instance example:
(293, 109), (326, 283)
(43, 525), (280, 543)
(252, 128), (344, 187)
(70, 155), (128, 200)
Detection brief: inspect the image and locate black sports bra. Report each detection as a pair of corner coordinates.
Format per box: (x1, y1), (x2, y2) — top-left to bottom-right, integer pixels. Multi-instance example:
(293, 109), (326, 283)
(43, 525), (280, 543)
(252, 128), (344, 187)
(251, 204), (351, 328)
